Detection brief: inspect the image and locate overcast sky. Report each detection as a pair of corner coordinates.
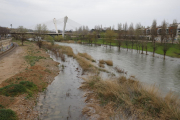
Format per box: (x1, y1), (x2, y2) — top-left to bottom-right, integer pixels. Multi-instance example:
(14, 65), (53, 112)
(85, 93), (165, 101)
(0, 0), (180, 30)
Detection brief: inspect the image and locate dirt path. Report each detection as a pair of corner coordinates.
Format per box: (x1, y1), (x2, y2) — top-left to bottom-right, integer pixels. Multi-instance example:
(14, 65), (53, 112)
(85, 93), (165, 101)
(0, 46), (28, 85)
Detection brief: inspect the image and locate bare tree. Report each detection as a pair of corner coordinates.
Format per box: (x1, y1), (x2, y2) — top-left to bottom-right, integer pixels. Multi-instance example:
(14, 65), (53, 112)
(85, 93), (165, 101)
(161, 20), (170, 59)
(0, 27), (10, 39)
(177, 36), (180, 52)
(128, 23), (135, 49)
(135, 23), (141, 53)
(105, 28), (116, 48)
(123, 23), (129, 51)
(143, 28), (148, 55)
(100, 32), (105, 45)
(17, 26), (28, 45)
(171, 19), (178, 44)
(151, 20), (157, 57)
(35, 24), (48, 48)
(92, 31), (98, 45)
(116, 23), (123, 50)
(161, 20), (171, 59)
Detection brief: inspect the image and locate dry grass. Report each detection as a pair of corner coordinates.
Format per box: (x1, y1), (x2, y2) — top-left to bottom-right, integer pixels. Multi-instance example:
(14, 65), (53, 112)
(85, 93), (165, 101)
(99, 59), (113, 66)
(114, 66), (127, 74)
(43, 42), (98, 73)
(104, 60), (113, 66)
(98, 63), (105, 68)
(61, 40), (75, 43)
(77, 40), (81, 44)
(42, 42), (74, 58)
(74, 55), (97, 73)
(80, 75), (180, 120)
(78, 53), (95, 62)
(99, 59), (105, 64)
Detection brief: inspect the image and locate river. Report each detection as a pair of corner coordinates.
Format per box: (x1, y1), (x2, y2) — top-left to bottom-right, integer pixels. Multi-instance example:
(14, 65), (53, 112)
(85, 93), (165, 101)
(35, 42), (180, 120)
(56, 42), (180, 95)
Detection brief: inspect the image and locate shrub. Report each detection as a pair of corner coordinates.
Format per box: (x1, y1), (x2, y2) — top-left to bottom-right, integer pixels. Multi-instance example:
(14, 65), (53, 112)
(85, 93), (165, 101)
(19, 81), (37, 91)
(104, 60), (113, 66)
(0, 84), (26, 97)
(0, 109), (17, 120)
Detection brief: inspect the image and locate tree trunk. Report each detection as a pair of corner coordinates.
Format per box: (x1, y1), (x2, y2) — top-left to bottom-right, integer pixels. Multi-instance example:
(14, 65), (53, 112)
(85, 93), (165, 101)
(21, 40), (23, 46)
(141, 46), (143, 54)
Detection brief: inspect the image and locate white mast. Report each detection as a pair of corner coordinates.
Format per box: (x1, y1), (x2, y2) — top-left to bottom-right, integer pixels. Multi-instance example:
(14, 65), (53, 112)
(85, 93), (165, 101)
(53, 18), (58, 34)
(63, 16), (68, 38)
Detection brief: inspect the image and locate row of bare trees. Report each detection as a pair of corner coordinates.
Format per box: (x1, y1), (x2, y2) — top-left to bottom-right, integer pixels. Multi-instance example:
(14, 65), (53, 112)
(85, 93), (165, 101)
(0, 27), (10, 39)
(72, 19), (179, 59)
(12, 24), (48, 48)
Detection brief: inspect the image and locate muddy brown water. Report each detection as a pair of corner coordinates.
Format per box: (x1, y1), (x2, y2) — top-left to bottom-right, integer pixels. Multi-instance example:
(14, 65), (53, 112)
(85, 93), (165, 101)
(35, 42), (180, 119)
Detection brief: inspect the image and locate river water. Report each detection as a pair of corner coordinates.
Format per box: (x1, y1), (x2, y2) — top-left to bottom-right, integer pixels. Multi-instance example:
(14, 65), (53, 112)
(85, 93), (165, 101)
(35, 53), (87, 120)
(56, 42), (180, 95)
(35, 42), (180, 119)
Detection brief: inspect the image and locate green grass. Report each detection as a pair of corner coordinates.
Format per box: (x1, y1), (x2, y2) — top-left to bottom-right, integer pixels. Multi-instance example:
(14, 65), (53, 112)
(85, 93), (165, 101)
(0, 84), (27, 97)
(0, 81), (37, 97)
(25, 55), (46, 66)
(19, 81), (37, 91)
(81, 39), (180, 58)
(0, 105), (5, 109)
(0, 109), (17, 120)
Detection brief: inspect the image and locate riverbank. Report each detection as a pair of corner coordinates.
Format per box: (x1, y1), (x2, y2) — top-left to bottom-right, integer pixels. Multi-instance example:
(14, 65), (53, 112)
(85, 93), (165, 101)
(0, 40), (59, 119)
(44, 42), (180, 120)
(59, 39), (180, 58)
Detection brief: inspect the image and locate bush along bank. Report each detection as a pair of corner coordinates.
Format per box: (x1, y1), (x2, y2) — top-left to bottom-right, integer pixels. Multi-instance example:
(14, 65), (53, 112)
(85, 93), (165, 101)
(80, 75), (180, 120)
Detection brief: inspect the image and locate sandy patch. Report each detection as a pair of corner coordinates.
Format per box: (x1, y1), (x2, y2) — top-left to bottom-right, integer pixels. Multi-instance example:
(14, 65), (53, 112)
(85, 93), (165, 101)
(0, 46), (28, 85)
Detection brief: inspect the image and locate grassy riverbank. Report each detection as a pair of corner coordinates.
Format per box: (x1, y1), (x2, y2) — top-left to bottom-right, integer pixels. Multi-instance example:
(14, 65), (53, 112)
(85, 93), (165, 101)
(81, 76), (180, 120)
(70, 39), (180, 58)
(43, 42), (180, 120)
(0, 40), (59, 119)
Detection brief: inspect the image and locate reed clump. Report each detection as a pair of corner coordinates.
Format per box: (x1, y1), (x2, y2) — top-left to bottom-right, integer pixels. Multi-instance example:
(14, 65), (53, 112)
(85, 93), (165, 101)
(42, 41), (74, 59)
(43, 42), (98, 73)
(78, 53), (95, 62)
(104, 60), (113, 66)
(99, 59), (105, 64)
(74, 55), (97, 73)
(99, 59), (113, 66)
(80, 75), (180, 120)
(98, 63), (105, 68)
(61, 40), (74, 43)
(77, 40), (82, 44)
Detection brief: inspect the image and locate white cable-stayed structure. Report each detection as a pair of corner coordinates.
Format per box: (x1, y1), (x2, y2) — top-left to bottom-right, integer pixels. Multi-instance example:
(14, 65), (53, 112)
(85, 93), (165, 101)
(27, 16), (82, 37)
